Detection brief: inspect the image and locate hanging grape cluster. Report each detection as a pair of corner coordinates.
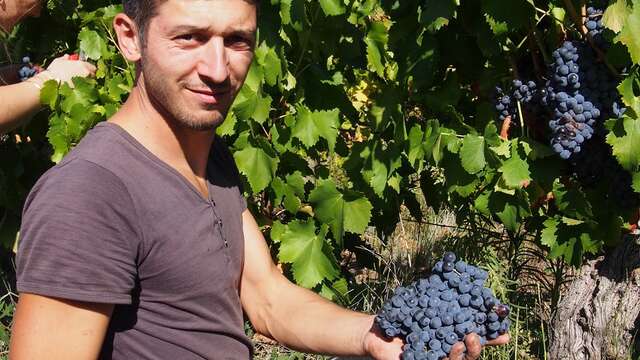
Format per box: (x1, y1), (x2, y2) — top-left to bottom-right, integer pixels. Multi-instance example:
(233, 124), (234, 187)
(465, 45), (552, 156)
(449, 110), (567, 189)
(494, 80), (538, 126)
(375, 252), (510, 360)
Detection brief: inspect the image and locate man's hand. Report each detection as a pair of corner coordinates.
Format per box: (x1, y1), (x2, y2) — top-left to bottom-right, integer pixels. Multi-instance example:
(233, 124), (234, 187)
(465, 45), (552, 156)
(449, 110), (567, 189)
(363, 321), (510, 360)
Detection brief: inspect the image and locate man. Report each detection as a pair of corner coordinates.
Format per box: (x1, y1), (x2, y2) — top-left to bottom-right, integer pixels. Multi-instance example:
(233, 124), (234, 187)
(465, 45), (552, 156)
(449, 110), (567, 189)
(9, 1), (508, 359)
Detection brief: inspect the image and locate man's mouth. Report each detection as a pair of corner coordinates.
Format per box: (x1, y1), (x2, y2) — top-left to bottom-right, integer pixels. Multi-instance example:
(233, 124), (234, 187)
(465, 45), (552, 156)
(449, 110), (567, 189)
(187, 88), (229, 104)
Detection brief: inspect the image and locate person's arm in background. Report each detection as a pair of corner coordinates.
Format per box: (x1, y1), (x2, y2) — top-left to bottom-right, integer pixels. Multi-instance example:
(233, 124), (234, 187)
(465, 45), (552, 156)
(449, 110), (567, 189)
(0, 54), (96, 135)
(0, 64), (21, 85)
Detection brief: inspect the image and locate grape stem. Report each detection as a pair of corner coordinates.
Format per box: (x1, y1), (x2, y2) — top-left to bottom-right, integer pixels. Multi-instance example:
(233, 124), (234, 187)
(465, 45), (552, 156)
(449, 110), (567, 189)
(561, 0), (620, 78)
(500, 115), (512, 140)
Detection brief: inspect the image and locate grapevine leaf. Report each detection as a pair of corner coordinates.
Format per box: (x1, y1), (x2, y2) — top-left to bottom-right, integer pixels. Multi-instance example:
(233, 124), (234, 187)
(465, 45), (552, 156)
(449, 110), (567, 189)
(474, 190), (491, 216)
(253, 94), (272, 124)
(561, 217), (584, 226)
(270, 220), (287, 244)
(255, 42), (282, 86)
(617, 75), (640, 115)
(459, 134), (486, 174)
(39, 80), (58, 109)
(47, 114), (69, 164)
(78, 28), (107, 60)
(365, 21), (389, 78)
(407, 124), (425, 169)
(490, 140), (511, 157)
(309, 179), (373, 247)
(614, 1), (640, 64)
(552, 179), (593, 220)
(482, 0), (534, 30)
(420, 0), (458, 32)
(217, 111), (237, 137)
(278, 220), (339, 288)
(606, 115), (640, 172)
(286, 172), (306, 196)
(541, 217), (559, 250)
(319, 0), (346, 16)
(233, 145), (278, 193)
(498, 147), (531, 189)
(292, 106), (340, 153)
(633, 172), (640, 193)
(603, 0), (632, 32)
(490, 193), (519, 233)
(320, 277), (349, 303)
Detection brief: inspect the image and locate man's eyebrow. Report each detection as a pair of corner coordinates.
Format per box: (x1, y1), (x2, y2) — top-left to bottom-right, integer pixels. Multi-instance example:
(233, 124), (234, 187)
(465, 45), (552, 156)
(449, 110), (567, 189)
(168, 25), (256, 39)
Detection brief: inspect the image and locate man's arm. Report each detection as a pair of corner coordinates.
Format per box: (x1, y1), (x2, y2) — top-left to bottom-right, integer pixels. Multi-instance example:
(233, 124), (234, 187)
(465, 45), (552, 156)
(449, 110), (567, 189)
(9, 293), (113, 360)
(239, 210), (394, 357)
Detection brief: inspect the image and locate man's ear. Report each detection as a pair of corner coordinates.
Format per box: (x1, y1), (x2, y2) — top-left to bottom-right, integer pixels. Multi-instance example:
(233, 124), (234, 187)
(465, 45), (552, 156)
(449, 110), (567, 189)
(113, 13), (142, 62)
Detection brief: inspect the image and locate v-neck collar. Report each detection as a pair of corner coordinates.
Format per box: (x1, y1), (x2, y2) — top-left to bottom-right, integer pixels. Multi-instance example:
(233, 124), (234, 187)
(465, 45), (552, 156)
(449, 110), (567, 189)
(96, 121), (215, 205)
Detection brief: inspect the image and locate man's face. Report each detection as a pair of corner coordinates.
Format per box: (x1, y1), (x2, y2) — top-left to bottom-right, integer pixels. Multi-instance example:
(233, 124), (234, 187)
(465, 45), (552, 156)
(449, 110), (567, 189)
(140, 0), (256, 131)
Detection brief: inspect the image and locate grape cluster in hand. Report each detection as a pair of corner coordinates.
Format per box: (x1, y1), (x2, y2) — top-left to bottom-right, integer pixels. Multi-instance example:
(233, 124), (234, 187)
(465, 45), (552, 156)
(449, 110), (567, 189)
(375, 252), (510, 360)
(18, 56), (38, 82)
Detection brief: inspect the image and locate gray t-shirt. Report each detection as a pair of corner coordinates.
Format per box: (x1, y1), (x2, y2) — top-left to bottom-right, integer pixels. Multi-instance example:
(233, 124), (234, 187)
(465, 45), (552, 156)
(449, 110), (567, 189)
(16, 122), (252, 359)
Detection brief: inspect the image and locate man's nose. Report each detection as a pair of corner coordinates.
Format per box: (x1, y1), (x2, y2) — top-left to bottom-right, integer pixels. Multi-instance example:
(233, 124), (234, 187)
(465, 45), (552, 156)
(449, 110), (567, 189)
(197, 38), (230, 84)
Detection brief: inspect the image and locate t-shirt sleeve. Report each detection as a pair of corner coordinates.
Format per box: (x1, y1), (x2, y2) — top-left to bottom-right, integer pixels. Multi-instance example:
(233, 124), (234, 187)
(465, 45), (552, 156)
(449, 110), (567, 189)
(16, 159), (140, 304)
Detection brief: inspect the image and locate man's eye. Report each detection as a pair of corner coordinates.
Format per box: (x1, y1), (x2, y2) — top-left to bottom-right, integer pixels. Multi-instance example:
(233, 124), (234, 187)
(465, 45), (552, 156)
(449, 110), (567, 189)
(226, 36), (253, 49)
(176, 34), (196, 42)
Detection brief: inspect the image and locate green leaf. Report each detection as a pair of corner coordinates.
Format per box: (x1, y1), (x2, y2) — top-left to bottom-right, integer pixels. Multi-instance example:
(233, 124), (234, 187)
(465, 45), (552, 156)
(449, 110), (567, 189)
(40, 80), (59, 109)
(255, 42), (282, 86)
(459, 135), (486, 174)
(47, 114), (70, 163)
(320, 277), (349, 303)
(308, 179), (373, 247)
(78, 28), (107, 60)
(407, 124), (425, 168)
(541, 217), (559, 249)
(617, 74), (640, 115)
(603, 0), (632, 32)
(365, 21), (389, 78)
(319, 0), (346, 16)
(233, 145), (278, 193)
(633, 171), (640, 192)
(420, 0), (458, 32)
(280, 0), (306, 31)
(552, 179), (593, 220)
(217, 110), (237, 137)
(292, 106), (340, 153)
(606, 116), (640, 172)
(498, 146), (531, 189)
(278, 220), (340, 288)
(614, 1), (640, 64)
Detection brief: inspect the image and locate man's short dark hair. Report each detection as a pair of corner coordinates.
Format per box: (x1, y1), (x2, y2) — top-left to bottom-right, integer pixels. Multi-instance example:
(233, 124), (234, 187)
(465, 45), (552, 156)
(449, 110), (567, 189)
(122, 0), (259, 47)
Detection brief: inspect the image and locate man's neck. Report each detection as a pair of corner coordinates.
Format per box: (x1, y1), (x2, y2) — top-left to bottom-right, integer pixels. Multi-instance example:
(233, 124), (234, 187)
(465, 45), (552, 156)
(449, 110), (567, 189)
(109, 83), (215, 179)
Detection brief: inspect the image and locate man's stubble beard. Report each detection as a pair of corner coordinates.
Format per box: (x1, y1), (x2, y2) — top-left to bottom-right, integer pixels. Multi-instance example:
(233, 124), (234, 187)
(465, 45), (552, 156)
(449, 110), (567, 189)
(139, 51), (229, 132)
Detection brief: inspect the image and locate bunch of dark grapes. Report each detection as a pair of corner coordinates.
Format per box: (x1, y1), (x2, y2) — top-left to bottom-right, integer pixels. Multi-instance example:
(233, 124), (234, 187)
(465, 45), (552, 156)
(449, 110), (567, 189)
(585, 7), (607, 48)
(545, 41), (598, 159)
(18, 56), (37, 82)
(375, 252), (510, 360)
(494, 80), (538, 125)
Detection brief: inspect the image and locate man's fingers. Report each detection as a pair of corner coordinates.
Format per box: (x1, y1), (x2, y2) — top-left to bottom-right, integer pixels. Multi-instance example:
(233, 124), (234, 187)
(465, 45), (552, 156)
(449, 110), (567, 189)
(446, 342), (466, 360)
(83, 62), (97, 76)
(463, 333), (482, 359)
(486, 333), (510, 346)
